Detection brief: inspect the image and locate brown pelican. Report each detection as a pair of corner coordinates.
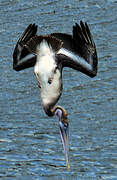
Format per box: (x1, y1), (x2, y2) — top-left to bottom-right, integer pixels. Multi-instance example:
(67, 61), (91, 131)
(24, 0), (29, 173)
(13, 21), (98, 169)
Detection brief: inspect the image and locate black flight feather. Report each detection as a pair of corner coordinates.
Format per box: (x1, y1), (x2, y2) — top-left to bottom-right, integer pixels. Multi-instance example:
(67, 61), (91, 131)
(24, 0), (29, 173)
(13, 24), (38, 71)
(72, 21), (97, 65)
(50, 33), (73, 52)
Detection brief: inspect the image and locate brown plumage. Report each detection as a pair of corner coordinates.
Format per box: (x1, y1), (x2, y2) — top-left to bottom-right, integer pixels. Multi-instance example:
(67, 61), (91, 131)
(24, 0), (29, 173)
(25, 35), (63, 55)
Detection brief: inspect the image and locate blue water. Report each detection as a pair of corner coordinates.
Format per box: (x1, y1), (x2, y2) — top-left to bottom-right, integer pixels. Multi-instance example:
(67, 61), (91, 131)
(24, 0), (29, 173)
(0, 0), (117, 179)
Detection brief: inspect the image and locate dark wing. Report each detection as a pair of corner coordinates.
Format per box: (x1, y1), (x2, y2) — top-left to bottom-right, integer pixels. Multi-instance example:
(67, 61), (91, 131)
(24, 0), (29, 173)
(50, 33), (73, 52)
(13, 24), (38, 71)
(52, 21), (98, 78)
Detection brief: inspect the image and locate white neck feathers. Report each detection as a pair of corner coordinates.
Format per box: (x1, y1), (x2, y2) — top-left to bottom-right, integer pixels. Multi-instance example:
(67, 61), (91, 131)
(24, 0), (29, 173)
(36, 39), (54, 58)
(34, 39), (56, 75)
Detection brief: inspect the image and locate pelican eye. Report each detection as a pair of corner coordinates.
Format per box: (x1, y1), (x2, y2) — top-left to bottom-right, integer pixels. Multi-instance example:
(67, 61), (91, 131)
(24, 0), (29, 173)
(63, 122), (68, 128)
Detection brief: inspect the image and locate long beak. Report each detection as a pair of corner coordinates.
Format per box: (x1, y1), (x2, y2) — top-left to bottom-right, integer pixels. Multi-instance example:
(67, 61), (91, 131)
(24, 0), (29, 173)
(58, 119), (70, 170)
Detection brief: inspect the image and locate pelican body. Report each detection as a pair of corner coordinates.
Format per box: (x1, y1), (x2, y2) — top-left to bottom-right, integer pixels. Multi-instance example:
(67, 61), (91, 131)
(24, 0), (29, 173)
(34, 39), (63, 116)
(13, 21), (98, 169)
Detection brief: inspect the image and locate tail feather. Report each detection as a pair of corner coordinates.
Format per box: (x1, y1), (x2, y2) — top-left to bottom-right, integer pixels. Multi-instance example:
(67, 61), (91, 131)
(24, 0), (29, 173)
(25, 35), (63, 54)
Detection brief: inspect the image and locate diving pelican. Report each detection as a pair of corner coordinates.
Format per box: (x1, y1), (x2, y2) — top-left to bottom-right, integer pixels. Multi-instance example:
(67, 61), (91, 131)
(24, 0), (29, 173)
(13, 21), (98, 169)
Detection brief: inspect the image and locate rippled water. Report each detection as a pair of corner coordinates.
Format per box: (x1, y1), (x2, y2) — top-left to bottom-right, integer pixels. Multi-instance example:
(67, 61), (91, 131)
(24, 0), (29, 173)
(0, 0), (117, 179)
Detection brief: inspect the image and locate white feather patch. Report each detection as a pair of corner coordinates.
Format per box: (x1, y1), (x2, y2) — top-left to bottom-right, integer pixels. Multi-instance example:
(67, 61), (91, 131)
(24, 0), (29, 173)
(34, 40), (61, 105)
(58, 48), (92, 71)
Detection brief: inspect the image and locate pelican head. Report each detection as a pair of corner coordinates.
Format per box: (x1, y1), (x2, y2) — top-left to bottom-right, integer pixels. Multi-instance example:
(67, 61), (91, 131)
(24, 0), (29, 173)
(43, 103), (70, 170)
(54, 106), (70, 170)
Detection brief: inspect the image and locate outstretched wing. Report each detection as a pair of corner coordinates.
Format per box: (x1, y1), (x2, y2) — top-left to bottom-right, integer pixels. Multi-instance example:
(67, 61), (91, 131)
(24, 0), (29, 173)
(13, 24), (38, 71)
(52, 21), (98, 78)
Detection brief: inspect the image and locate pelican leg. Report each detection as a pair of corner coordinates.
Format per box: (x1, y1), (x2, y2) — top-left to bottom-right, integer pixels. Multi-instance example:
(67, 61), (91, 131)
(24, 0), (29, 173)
(34, 72), (41, 88)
